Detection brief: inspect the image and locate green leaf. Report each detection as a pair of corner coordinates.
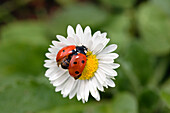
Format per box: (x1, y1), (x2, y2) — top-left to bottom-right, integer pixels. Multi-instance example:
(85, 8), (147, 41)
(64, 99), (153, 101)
(103, 13), (132, 52)
(1, 21), (48, 46)
(39, 100), (113, 113)
(137, 2), (170, 56)
(55, 0), (77, 6)
(138, 88), (159, 113)
(0, 75), (24, 91)
(152, 0), (170, 15)
(0, 76), (78, 113)
(161, 78), (170, 108)
(0, 21), (48, 76)
(99, 0), (136, 8)
(83, 102), (112, 113)
(148, 58), (169, 88)
(47, 3), (109, 37)
(112, 92), (138, 113)
(124, 41), (154, 86)
(39, 104), (84, 113)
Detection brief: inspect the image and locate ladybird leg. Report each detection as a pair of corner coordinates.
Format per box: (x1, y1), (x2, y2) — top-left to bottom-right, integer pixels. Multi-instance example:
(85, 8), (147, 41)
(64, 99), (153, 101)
(61, 62), (69, 69)
(57, 61), (61, 67)
(61, 57), (70, 69)
(74, 74), (82, 80)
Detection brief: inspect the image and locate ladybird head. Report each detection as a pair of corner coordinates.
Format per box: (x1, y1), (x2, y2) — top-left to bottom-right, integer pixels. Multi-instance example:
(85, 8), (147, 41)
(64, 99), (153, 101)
(76, 45), (87, 55)
(82, 45), (87, 52)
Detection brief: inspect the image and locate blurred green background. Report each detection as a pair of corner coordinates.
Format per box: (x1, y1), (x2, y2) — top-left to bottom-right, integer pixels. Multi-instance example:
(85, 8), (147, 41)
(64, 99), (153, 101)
(0, 0), (170, 113)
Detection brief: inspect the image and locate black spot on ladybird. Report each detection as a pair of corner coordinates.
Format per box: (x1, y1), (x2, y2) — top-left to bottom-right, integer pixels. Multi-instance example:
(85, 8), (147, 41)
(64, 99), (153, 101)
(82, 60), (85, 64)
(75, 71), (79, 74)
(63, 50), (65, 52)
(73, 62), (77, 64)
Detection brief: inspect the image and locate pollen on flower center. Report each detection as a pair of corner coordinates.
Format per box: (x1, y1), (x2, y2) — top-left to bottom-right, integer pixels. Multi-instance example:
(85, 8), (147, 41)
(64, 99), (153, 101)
(79, 51), (98, 80)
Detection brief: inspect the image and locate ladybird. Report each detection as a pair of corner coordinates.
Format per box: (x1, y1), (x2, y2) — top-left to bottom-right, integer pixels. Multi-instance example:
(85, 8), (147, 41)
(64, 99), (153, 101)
(56, 45), (76, 68)
(68, 53), (86, 79)
(56, 45), (87, 79)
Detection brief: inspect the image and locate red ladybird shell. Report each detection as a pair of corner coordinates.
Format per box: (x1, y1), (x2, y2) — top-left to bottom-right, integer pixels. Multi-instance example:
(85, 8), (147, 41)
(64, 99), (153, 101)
(69, 53), (86, 79)
(56, 45), (76, 62)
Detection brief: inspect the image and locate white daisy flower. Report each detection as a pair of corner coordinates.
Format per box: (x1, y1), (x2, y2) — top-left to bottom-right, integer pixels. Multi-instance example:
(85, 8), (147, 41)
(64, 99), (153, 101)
(44, 24), (120, 103)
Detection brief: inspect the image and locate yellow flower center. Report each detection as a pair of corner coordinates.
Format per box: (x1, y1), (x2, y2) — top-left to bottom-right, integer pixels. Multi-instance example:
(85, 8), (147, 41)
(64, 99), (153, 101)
(79, 51), (98, 80)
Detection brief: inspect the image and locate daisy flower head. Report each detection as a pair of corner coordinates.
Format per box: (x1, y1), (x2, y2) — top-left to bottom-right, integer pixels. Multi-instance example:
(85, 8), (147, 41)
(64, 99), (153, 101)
(44, 24), (120, 103)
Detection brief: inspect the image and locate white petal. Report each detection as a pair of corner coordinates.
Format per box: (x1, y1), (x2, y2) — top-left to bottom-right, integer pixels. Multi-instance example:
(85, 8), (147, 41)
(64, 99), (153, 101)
(44, 61), (56, 68)
(67, 36), (76, 45)
(96, 91), (100, 101)
(67, 25), (75, 37)
(77, 81), (83, 101)
(103, 82), (108, 88)
(90, 78), (101, 101)
(45, 53), (56, 60)
(88, 79), (100, 101)
(111, 53), (119, 59)
(79, 80), (85, 101)
(99, 64), (117, 76)
(82, 99), (85, 103)
(88, 80), (96, 98)
(52, 41), (66, 48)
(76, 24), (84, 45)
(91, 77), (97, 88)
(48, 47), (58, 54)
(56, 35), (70, 45)
(94, 72), (104, 85)
(49, 70), (66, 81)
(76, 80), (82, 101)
(91, 37), (101, 51)
(45, 67), (58, 77)
(72, 34), (81, 46)
(62, 77), (75, 98)
(69, 80), (79, 99)
(56, 35), (67, 42)
(92, 76), (104, 92)
(55, 84), (64, 92)
(55, 79), (67, 92)
(98, 59), (114, 64)
(91, 32), (106, 52)
(76, 24), (83, 39)
(86, 39), (93, 51)
(46, 69), (60, 78)
(52, 72), (69, 86)
(100, 44), (117, 54)
(101, 32), (107, 38)
(106, 78), (115, 87)
(44, 59), (53, 63)
(92, 31), (101, 39)
(92, 43), (104, 54)
(82, 26), (91, 46)
(111, 70), (118, 77)
(94, 36), (109, 50)
(97, 53), (119, 59)
(110, 63), (120, 69)
(77, 93), (81, 101)
(51, 40), (59, 46)
(84, 80), (89, 102)
(102, 38), (110, 48)
(96, 68), (106, 83)
(95, 43), (107, 55)
(84, 26), (91, 35)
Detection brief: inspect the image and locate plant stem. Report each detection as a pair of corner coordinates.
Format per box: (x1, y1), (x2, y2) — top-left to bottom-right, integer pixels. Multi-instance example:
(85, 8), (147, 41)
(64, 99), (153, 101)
(148, 57), (169, 88)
